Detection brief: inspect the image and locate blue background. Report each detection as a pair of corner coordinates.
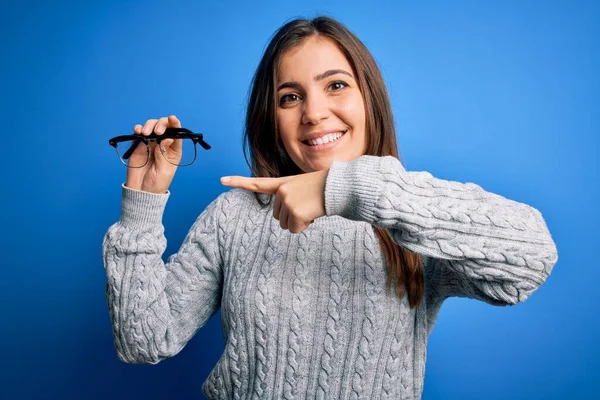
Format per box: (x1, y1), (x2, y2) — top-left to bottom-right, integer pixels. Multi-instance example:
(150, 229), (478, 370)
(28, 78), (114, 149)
(2, 0), (598, 399)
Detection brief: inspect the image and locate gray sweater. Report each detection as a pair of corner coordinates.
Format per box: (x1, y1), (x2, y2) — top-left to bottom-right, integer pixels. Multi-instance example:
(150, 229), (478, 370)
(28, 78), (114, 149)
(102, 154), (558, 400)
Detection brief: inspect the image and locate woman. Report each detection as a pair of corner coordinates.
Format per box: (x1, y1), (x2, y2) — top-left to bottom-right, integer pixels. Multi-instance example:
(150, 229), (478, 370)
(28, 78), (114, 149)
(102, 16), (558, 399)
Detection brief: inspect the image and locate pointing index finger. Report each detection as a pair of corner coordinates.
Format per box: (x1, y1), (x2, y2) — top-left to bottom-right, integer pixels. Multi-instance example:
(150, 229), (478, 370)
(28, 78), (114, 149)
(220, 176), (281, 194)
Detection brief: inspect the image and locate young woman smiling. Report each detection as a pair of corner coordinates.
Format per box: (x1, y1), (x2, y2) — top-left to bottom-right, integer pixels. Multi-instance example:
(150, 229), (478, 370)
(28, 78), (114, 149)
(103, 16), (558, 400)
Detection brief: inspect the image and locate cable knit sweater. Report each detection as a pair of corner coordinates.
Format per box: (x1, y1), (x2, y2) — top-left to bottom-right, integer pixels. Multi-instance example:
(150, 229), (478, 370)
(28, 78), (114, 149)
(102, 154), (558, 400)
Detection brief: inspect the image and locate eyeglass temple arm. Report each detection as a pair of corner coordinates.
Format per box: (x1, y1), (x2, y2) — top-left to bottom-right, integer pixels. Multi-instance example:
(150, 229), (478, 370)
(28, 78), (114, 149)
(122, 137), (144, 160)
(198, 137), (211, 150)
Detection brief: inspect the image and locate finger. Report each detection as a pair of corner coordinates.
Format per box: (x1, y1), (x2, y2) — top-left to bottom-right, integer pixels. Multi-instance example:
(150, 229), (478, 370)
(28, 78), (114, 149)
(142, 119), (158, 135)
(152, 115), (183, 151)
(160, 138), (174, 151)
(154, 117), (169, 135)
(295, 221), (311, 234)
(133, 124), (143, 134)
(289, 215), (304, 234)
(165, 114), (183, 153)
(273, 194), (282, 221)
(167, 114), (182, 128)
(279, 205), (289, 231)
(220, 176), (281, 194)
(170, 136), (183, 153)
(160, 137), (182, 156)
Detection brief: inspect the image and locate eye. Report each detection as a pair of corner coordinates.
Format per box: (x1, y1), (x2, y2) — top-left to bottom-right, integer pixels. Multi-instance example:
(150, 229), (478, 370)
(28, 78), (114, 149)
(280, 93), (300, 105)
(329, 80), (348, 91)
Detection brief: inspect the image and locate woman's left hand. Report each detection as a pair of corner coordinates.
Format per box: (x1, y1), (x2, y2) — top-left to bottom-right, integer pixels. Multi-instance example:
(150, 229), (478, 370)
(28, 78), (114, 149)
(220, 169), (329, 233)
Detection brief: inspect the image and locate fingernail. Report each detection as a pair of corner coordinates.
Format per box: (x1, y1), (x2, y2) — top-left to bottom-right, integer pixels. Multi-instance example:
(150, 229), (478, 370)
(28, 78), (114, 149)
(156, 125), (165, 134)
(220, 177), (230, 183)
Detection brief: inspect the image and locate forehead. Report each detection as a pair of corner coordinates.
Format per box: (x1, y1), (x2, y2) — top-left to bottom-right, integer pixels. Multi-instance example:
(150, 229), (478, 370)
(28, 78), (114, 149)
(278, 36), (352, 80)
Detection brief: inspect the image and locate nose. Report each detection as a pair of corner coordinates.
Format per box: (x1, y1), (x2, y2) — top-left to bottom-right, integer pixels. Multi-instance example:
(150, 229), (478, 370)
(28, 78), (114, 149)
(301, 91), (330, 125)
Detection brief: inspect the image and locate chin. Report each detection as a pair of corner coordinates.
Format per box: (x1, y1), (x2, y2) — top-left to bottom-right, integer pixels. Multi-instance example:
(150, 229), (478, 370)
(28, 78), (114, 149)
(295, 150), (354, 173)
(303, 160), (334, 173)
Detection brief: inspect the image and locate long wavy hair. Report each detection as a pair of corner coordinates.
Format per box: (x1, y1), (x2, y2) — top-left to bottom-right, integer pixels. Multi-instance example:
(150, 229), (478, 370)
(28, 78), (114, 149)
(242, 15), (424, 308)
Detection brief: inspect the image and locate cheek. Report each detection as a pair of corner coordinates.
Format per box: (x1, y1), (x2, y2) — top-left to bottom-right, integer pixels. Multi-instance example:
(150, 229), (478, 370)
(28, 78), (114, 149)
(281, 135), (296, 151)
(277, 111), (297, 135)
(338, 95), (366, 122)
(276, 114), (292, 143)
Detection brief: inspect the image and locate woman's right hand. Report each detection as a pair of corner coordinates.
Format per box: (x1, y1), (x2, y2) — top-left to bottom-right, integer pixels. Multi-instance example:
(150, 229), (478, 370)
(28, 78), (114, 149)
(125, 115), (182, 194)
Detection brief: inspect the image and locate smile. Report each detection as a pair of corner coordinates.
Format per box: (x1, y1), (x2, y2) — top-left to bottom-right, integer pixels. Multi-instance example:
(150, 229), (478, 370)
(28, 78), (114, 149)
(302, 131), (347, 151)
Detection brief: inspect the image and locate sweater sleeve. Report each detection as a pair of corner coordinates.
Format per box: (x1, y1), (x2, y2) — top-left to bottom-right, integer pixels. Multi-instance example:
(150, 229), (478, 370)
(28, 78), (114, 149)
(101, 183), (224, 364)
(324, 155), (558, 306)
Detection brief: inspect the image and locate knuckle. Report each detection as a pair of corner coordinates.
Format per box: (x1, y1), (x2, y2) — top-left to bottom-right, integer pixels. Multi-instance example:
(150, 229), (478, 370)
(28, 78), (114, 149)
(289, 219), (298, 232)
(143, 119), (157, 135)
(292, 221), (305, 234)
(277, 187), (288, 198)
(169, 115), (181, 127)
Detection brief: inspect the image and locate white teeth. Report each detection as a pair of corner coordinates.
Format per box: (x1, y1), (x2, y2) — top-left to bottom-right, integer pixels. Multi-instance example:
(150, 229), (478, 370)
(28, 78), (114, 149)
(307, 131), (344, 146)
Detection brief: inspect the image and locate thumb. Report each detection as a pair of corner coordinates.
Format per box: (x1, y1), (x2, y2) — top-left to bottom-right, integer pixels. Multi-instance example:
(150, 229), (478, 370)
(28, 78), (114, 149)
(165, 114), (182, 152)
(167, 114), (182, 128)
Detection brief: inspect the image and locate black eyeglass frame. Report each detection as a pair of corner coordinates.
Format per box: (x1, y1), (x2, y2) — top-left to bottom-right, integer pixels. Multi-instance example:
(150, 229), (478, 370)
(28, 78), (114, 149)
(108, 127), (211, 168)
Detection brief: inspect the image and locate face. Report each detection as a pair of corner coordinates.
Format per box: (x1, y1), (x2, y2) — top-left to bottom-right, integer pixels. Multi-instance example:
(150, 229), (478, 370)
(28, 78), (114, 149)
(276, 36), (367, 173)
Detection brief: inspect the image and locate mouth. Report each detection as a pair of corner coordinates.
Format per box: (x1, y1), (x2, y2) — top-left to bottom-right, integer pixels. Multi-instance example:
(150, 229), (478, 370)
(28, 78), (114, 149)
(301, 130), (347, 151)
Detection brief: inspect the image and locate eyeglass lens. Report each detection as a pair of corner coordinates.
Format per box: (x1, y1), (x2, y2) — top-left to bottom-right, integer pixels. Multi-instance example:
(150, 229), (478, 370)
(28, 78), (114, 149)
(116, 137), (197, 167)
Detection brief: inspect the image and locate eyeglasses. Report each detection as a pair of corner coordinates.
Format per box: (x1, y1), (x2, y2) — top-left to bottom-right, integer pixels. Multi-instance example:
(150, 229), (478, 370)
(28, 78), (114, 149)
(108, 127), (211, 168)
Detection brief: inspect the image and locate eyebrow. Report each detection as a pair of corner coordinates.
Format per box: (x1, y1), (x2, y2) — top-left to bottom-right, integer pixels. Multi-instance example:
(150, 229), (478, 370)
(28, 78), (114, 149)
(277, 69), (354, 91)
